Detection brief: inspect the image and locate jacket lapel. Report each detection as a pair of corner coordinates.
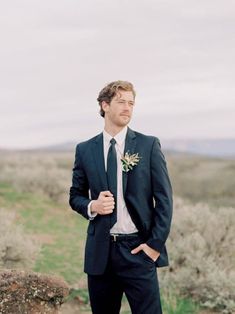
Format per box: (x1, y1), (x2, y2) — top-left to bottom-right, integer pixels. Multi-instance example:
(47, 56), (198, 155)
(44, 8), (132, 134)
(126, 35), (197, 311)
(93, 132), (108, 190)
(123, 127), (137, 196)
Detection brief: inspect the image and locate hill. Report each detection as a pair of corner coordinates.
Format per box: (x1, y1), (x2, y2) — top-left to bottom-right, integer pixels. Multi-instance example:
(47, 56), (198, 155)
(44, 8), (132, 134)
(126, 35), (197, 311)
(2, 138), (233, 158)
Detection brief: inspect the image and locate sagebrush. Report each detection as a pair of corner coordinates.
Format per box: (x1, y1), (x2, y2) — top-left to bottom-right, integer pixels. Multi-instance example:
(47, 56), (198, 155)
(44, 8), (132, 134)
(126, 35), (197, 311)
(0, 208), (40, 269)
(159, 197), (235, 313)
(0, 152), (71, 203)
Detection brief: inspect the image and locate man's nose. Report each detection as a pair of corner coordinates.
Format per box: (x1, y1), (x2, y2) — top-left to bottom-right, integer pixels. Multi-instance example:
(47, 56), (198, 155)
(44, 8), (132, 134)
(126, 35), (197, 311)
(123, 102), (132, 110)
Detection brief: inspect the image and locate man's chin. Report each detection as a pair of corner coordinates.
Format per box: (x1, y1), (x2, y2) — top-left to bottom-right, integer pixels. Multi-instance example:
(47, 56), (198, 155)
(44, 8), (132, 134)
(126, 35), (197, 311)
(119, 120), (130, 127)
(120, 117), (131, 125)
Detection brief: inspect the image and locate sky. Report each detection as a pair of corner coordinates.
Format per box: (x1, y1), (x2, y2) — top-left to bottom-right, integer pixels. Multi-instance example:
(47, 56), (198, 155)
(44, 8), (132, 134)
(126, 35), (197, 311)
(0, 0), (235, 149)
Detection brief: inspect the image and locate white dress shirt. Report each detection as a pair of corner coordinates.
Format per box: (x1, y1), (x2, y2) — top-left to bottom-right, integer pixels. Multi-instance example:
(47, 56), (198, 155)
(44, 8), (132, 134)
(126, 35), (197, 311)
(88, 126), (138, 234)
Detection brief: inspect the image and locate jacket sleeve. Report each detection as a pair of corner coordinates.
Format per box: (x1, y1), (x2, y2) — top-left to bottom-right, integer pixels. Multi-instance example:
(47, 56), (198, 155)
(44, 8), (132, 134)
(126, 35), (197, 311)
(146, 137), (173, 252)
(69, 144), (91, 220)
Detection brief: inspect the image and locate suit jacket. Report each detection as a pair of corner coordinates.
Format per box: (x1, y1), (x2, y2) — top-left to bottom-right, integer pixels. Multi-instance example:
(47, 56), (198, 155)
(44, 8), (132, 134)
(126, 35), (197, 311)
(69, 127), (173, 275)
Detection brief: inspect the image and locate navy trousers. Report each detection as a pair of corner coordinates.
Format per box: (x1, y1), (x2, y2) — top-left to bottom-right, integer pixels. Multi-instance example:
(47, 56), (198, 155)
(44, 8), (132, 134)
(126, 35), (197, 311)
(88, 235), (162, 314)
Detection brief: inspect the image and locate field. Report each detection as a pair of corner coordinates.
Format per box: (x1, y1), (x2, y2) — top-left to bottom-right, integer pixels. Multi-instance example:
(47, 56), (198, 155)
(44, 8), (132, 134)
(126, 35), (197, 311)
(0, 150), (234, 313)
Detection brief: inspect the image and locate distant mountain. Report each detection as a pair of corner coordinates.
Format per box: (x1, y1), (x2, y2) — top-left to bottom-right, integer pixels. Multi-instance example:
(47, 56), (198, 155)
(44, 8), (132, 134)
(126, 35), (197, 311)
(1, 139), (235, 158)
(161, 138), (235, 158)
(33, 141), (77, 152)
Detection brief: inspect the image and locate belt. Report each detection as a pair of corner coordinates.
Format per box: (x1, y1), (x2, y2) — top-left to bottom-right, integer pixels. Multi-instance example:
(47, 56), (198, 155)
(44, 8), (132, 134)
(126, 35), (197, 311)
(110, 232), (139, 242)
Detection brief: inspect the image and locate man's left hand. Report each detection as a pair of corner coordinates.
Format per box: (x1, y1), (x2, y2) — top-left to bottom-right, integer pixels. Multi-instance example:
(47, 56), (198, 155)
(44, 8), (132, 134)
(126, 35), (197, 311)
(131, 243), (160, 262)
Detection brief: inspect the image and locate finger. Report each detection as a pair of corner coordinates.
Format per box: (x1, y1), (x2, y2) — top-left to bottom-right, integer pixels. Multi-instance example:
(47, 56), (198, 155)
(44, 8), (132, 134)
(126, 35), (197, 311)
(100, 191), (113, 197)
(103, 196), (114, 202)
(131, 245), (142, 254)
(103, 197), (114, 202)
(103, 206), (114, 211)
(100, 209), (113, 215)
(103, 201), (115, 207)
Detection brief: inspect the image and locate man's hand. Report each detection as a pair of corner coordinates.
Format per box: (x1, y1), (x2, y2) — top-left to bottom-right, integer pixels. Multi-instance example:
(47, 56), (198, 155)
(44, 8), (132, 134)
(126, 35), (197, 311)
(91, 191), (115, 215)
(131, 243), (160, 262)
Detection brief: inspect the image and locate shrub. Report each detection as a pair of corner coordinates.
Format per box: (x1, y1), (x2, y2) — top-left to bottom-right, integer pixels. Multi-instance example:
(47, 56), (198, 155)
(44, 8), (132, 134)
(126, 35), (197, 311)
(0, 152), (72, 203)
(159, 198), (235, 313)
(167, 155), (235, 207)
(0, 208), (40, 269)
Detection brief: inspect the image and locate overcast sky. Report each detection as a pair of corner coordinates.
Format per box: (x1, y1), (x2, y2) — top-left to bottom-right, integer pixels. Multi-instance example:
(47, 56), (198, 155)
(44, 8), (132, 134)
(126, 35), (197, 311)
(0, 0), (235, 149)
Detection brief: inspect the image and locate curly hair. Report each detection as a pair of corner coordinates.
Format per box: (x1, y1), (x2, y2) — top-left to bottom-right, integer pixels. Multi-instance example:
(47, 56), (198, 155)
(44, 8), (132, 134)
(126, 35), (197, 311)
(97, 80), (136, 117)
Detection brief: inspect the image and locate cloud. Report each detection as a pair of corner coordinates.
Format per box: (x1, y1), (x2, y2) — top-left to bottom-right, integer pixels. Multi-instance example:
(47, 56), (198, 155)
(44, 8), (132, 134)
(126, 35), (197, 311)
(0, 0), (234, 148)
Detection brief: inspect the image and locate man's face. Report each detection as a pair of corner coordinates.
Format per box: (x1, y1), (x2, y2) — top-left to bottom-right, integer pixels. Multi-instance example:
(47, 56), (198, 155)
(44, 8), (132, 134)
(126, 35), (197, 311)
(102, 90), (135, 127)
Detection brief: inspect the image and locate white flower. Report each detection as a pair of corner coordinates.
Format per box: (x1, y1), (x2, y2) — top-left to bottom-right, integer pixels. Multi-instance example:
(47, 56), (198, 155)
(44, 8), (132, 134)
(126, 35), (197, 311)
(121, 152), (141, 172)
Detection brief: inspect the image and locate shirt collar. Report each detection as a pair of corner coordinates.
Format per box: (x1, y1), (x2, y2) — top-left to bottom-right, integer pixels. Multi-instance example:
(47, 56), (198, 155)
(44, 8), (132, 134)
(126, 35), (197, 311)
(103, 126), (128, 147)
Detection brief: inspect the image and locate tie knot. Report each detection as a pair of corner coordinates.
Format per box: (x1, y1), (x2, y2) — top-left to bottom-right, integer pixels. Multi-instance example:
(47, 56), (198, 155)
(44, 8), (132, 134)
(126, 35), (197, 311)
(110, 138), (116, 146)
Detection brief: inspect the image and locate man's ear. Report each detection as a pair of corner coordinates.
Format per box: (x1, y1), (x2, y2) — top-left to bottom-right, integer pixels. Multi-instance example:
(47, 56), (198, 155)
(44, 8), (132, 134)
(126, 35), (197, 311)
(101, 101), (110, 113)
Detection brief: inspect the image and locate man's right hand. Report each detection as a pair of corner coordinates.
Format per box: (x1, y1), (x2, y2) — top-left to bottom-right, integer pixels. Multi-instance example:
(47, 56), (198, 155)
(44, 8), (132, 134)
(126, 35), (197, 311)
(90, 191), (115, 215)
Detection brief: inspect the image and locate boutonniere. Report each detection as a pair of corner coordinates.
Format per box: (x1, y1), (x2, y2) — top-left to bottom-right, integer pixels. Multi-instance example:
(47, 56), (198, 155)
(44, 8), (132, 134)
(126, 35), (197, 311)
(121, 151), (141, 172)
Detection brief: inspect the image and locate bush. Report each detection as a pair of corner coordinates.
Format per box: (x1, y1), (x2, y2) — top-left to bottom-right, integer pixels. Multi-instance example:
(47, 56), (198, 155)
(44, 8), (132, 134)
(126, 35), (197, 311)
(0, 208), (40, 269)
(0, 152), (72, 203)
(167, 154), (235, 207)
(159, 198), (235, 313)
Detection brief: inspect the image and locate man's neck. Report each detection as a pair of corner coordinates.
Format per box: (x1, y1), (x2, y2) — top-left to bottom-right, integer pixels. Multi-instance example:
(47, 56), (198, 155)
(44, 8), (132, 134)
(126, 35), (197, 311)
(104, 125), (127, 137)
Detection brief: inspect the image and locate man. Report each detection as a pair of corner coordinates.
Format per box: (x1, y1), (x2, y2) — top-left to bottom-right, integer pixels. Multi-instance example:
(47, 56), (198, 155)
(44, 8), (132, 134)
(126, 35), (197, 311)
(69, 80), (173, 314)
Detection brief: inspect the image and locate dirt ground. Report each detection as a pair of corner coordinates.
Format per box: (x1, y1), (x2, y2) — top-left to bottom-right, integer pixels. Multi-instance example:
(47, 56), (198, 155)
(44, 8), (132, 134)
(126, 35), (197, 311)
(59, 299), (218, 314)
(59, 300), (83, 314)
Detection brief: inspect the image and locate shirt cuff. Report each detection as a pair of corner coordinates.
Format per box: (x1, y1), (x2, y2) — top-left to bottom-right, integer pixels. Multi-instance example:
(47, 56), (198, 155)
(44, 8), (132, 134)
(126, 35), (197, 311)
(87, 200), (97, 220)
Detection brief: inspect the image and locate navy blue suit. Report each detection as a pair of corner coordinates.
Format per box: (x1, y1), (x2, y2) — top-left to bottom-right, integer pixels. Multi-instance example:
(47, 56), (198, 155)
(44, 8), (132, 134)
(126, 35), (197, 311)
(69, 127), (173, 313)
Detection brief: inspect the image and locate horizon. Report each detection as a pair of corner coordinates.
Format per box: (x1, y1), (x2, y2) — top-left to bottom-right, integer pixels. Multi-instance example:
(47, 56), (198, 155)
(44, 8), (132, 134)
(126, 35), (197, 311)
(1, 135), (235, 152)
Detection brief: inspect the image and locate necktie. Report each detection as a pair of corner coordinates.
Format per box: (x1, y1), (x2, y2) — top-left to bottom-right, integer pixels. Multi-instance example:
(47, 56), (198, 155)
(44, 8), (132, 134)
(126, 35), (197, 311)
(107, 138), (117, 227)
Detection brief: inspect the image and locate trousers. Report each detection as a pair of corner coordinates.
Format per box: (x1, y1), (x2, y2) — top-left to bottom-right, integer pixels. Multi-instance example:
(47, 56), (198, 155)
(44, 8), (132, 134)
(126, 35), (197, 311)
(87, 234), (162, 314)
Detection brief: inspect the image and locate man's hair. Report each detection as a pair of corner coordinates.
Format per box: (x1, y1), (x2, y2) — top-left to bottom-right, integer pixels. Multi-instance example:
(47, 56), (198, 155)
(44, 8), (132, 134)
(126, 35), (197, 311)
(97, 80), (136, 117)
